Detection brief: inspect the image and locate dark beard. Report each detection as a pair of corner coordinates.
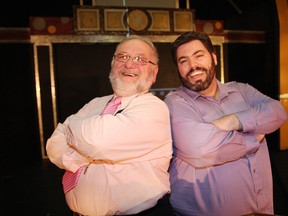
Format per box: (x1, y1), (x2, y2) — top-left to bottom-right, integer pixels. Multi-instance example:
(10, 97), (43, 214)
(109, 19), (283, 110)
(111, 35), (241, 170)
(180, 60), (216, 92)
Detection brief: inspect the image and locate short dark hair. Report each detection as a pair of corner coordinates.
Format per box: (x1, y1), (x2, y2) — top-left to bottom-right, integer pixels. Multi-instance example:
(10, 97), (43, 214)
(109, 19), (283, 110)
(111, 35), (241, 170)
(171, 31), (216, 65)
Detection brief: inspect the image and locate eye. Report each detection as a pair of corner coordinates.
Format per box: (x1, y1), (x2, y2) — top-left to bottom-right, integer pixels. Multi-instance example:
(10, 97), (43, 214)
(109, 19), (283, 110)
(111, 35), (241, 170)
(179, 58), (188, 65)
(135, 56), (148, 63)
(119, 54), (129, 60)
(196, 54), (204, 58)
(134, 56), (141, 62)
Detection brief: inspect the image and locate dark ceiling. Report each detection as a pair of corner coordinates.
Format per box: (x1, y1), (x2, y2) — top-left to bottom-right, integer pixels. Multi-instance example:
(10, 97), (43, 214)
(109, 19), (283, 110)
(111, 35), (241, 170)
(189, 0), (272, 20)
(0, 0), (273, 28)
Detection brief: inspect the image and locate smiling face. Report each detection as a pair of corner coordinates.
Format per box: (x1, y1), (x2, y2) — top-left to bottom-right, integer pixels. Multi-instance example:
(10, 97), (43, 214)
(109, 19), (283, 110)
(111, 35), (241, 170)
(176, 39), (218, 95)
(109, 38), (159, 97)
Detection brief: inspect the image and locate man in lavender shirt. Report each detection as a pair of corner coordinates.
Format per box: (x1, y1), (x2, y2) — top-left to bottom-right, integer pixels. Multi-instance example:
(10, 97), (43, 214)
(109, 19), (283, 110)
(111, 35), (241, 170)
(164, 31), (288, 216)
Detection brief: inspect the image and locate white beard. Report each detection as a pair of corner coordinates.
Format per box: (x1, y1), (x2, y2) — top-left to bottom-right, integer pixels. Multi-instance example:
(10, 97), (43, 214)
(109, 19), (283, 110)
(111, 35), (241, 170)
(109, 71), (154, 97)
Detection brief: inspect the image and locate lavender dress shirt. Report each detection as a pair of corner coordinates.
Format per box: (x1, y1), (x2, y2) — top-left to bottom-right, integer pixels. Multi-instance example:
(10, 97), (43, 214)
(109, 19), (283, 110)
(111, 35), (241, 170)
(164, 81), (288, 216)
(46, 93), (172, 215)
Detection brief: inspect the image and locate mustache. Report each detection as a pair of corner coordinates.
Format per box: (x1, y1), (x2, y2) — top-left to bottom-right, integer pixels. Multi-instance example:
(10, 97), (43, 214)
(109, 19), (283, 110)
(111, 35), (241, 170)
(186, 66), (207, 77)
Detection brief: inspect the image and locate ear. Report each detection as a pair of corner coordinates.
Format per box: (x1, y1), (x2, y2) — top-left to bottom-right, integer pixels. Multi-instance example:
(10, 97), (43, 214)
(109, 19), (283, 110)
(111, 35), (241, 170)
(111, 58), (115, 67)
(151, 65), (159, 84)
(212, 53), (218, 66)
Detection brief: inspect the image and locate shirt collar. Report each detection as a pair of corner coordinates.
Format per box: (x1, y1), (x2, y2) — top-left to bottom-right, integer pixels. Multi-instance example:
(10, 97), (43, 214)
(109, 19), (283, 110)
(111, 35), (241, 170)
(112, 93), (142, 109)
(180, 80), (238, 101)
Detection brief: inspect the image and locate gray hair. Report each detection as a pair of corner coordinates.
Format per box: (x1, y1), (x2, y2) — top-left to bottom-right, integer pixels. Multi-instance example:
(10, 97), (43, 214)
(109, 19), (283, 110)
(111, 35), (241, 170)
(116, 35), (159, 64)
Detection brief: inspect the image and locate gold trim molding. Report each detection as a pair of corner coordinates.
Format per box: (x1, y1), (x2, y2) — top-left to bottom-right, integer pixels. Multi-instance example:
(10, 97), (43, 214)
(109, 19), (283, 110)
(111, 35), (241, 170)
(74, 6), (195, 35)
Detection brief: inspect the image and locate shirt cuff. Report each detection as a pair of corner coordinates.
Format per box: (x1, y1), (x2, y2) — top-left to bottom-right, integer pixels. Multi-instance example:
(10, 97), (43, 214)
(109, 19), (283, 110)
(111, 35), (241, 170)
(243, 134), (259, 155)
(236, 111), (256, 133)
(62, 150), (88, 173)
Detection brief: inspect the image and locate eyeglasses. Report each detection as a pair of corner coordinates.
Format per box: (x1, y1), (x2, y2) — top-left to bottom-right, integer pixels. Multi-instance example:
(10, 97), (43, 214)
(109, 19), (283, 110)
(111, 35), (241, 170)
(113, 53), (156, 66)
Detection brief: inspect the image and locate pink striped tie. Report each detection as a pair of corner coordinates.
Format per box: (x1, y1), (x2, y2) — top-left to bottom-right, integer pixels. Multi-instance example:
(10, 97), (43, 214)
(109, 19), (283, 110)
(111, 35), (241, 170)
(62, 96), (122, 193)
(62, 168), (83, 193)
(101, 97), (122, 115)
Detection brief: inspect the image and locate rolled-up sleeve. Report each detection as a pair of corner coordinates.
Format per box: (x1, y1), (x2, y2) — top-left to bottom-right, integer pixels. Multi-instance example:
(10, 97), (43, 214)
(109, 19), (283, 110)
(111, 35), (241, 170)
(46, 96), (110, 171)
(66, 94), (172, 163)
(165, 83), (287, 168)
(235, 83), (288, 134)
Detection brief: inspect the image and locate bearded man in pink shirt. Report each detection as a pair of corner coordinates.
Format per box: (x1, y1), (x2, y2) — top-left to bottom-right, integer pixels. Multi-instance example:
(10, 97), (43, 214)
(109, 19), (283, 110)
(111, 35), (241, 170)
(46, 35), (173, 216)
(165, 31), (288, 216)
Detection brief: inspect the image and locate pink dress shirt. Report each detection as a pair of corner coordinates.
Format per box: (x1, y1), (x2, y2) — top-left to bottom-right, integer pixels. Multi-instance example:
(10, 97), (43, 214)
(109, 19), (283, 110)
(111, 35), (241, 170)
(46, 93), (172, 215)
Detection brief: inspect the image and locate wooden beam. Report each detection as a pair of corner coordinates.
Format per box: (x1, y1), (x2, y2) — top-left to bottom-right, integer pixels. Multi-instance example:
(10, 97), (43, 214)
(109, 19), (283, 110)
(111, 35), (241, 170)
(275, 0), (288, 150)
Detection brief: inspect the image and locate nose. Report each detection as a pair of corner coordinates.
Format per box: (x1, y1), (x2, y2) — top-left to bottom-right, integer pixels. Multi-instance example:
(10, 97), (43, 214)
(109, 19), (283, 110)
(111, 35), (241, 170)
(188, 58), (197, 68)
(188, 58), (199, 69)
(124, 58), (137, 68)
